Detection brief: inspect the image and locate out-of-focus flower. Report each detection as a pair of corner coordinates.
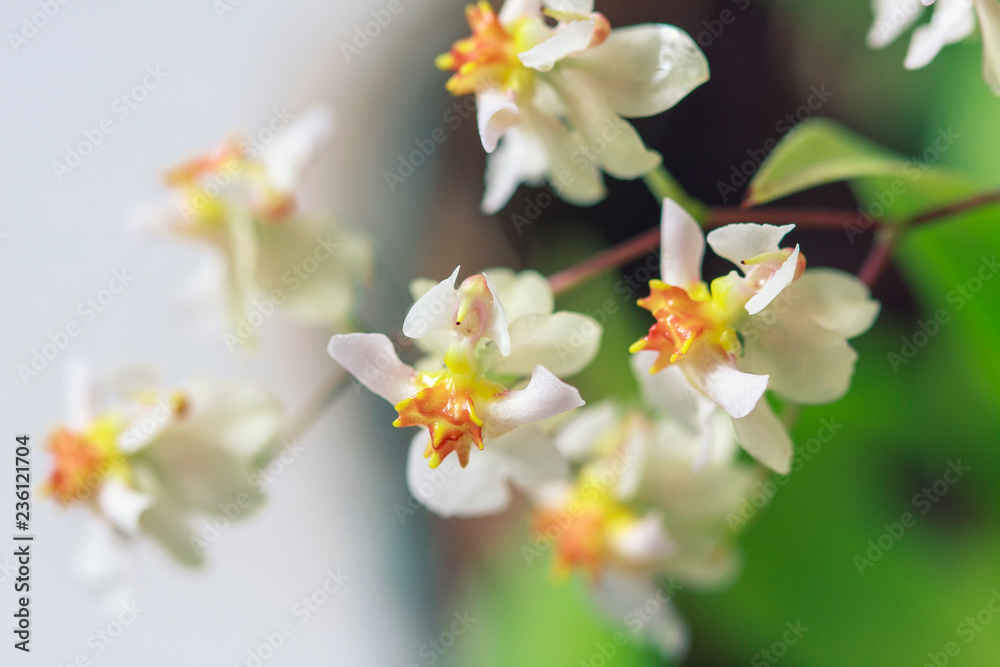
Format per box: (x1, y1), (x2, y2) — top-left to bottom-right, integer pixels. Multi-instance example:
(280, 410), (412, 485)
(629, 200), (880, 473)
(867, 0), (1000, 94)
(45, 363), (283, 567)
(527, 355), (759, 657)
(436, 1), (709, 212)
(135, 105), (371, 340)
(329, 266), (602, 517)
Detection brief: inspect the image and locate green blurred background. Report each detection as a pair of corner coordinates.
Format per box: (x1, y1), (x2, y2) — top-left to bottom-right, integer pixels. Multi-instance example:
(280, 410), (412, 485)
(414, 0), (1000, 664)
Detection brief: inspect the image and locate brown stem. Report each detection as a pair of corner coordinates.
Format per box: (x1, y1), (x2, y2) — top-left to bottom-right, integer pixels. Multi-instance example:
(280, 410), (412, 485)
(549, 189), (1000, 294)
(857, 229), (902, 289)
(908, 189), (1000, 227)
(705, 207), (861, 230)
(548, 227), (660, 295)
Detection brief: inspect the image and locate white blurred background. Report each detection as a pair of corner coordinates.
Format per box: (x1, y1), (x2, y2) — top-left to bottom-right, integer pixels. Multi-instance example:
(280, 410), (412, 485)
(0, 0), (479, 664)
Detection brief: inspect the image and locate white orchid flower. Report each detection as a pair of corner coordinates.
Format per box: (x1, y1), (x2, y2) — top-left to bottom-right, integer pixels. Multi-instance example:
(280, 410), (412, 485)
(629, 199), (880, 473)
(436, 1), (709, 212)
(45, 362), (284, 567)
(867, 0), (1000, 94)
(529, 378), (760, 657)
(328, 266), (602, 516)
(134, 105), (371, 337)
(529, 465), (686, 658)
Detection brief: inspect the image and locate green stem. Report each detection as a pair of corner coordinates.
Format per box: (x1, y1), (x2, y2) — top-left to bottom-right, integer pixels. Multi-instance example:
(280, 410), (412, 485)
(642, 165), (707, 221)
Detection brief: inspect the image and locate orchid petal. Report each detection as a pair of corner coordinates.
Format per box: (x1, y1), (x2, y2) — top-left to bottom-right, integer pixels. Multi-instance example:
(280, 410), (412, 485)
(732, 399), (793, 474)
(481, 365), (584, 436)
(328, 333), (417, 405)
(706, 223), (795, 272)
(659, 198), (705, 287)
(402, 266), (460, 340)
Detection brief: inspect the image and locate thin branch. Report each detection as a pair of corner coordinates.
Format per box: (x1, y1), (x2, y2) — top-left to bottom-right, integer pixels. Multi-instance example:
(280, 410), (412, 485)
(549, 188), (1000, 294)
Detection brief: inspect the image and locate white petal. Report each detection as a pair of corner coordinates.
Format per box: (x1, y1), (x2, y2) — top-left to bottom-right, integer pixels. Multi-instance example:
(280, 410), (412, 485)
(490, 426), (570, 490)
(483, 268), (554, 320)
(740, 303), (859, 405)
(569, 24), (710, 117)
(262, 105), (334, 192)
(138, 500), (203, 566)
(402, 266), (460, 339)
(611, 416), (651, 501)
(787, 268), (881, 338)
(406, 433), (511, 518)
(543, 0), (595, 13)
(222, 209), (260, 329)
(476, 88), (520, 153)
(631, 351), (705, 433)
(867, 0), (927, 48)
(97, 479), (154, 535)
(555, 68), (662, 179)
(167, 378), (283, 463)
(254, 218), (371, 331)
(481, 125), (551, 214)
(590, 569), (690, 659)
(974, 0), (1000, 93)
(519, 18), (597, 71)
(904, 0), (976, 69)
(681, 348), (768, 419)
(482, 271), (512, 356)
(490, 312), (602, 377)
(706, 223), (795, 272)
(481, 365), (584, 436)
(745, 245), (800, 315)
(555, 401), (620, 461)
(732, 400), (793, 474)
(522, 102), (607, 206)
(499, 0), (543, 23)
(659, 198), (705, 287)
(327, 333), (417, 405)
(610, 514), (674, 564)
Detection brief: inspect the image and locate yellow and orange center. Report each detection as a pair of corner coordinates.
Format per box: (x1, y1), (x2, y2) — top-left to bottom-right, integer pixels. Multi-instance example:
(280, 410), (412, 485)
(532, 472), (639, 578)
(436, 2), (540, 96)
(164, 141), (295, 226)
(629, 279), (742, 373)
(46, 415), (126, 505)
(394, 371), (505, 468)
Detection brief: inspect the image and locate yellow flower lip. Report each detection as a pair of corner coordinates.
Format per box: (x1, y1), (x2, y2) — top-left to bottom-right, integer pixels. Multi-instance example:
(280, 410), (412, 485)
(630, 279), (742, 372)
(437, 1), (538, 96)
(45, 415), (127, 505)
(533, 468), (641, 579)
(394, 371), (505, 468)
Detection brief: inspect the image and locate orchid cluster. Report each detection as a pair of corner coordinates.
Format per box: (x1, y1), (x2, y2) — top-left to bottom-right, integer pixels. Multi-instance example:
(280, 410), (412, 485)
(45, 362), (282, 597)
(41, 0), (998, 661)
(135, 105), (372, 340)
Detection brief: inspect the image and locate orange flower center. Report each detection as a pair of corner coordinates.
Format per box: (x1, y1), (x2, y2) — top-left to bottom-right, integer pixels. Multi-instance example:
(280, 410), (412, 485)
(46, 419), (124, 505)
(394, 372), (505, 468)
(534, 506), (611, 578)
(436, 2), (538, 96)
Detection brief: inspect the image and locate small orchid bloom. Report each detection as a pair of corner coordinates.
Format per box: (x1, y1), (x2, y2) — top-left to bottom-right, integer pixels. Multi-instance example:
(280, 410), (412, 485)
(45, 362), (283, 567)
(629, 200), (880, 473)
(436, 1), (709, 213)
(530, 379), (759, 657)
(135, 105), (371, 337)
(328, 266), (602, 516)
(529, 467), (687, 657)
(867, 0), (1000, 94)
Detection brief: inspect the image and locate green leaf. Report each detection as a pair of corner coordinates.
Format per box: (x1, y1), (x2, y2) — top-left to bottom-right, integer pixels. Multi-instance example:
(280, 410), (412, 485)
(747, 119), (910, 206)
